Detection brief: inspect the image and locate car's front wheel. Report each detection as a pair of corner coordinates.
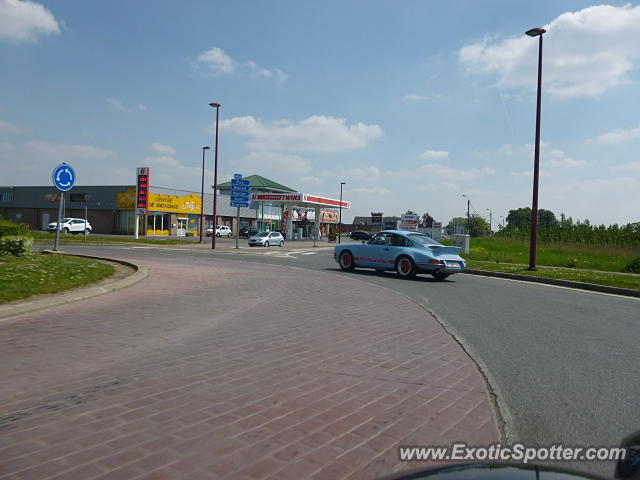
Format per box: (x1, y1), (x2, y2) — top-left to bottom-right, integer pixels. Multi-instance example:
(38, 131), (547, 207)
(264, 241), (269, 247)
(227, 233), (232, 237)
(395, 256), (417, 279)
(339, 251), (355, 271)
(85, 229), (91, 235)
(432, 272), (450, 281)
(63, 227), (69, 234)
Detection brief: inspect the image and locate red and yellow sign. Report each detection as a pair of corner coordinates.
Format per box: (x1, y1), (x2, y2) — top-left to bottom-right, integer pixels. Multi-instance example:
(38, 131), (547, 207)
(117, 188), (202, 214)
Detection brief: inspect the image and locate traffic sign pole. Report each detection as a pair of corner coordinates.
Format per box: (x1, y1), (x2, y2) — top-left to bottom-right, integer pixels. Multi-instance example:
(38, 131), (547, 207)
(235, 206), (240, 249)
(54, 193), (63, 251)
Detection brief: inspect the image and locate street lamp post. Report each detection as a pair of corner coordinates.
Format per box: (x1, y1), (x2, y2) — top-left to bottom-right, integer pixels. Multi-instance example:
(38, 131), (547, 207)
(199, 146), (210, 243)
(462, 194), (470, 235)
(209, 102), (221, 249)
(486, 208), (492, 233)
(500, 215), (505, 230)
(338, 182), (345, 244)
(526, 27), (546, 270)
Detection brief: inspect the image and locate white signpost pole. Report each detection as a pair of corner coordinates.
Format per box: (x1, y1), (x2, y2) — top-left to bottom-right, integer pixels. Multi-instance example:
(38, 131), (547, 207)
(54, 193), (63, 251)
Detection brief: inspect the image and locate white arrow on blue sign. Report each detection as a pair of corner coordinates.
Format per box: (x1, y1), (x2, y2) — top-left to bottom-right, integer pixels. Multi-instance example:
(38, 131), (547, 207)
(52, 164), (76, 192)
(231, 179), (250, 186)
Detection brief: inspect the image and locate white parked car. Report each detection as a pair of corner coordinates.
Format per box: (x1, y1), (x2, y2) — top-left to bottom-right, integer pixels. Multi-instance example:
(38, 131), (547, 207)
(47, 218), (92, 234)
(206, 225), (232, 237)
(248, 231), (284, 247)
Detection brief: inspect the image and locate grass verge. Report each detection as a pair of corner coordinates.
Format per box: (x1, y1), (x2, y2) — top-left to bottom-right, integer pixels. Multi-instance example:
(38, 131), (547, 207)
(0, 253), (115, 303)
(466, 260), (640, 291)
(31, 231), (194, 245)
(440, 237), (639, 273)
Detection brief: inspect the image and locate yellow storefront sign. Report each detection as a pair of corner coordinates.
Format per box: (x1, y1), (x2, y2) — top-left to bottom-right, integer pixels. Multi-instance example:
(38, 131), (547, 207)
(117, 188), (202, 214)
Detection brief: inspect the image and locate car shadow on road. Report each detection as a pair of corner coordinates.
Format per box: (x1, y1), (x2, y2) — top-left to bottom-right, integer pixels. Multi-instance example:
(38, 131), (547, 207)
(323, 267), (456, 283)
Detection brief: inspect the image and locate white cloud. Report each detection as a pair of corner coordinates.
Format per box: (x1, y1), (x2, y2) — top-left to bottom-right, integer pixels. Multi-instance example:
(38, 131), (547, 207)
(354, 187), (392, 195)
(614, 161), (640, 173)
(545, 157), (587, 168)
(418, 182), (461, 192)
(231, 152), (311, 176)
(403, 93), (442, 102)
(426, 164), (495, 180)
(195, 47), (287, 84)
(298, 175), (323, 188)
(0, 0), (60, 42)
(149, 143), (176, 155)
(404, 94), (428, 102)
(0, 120), (28, 133)
(219, 115), (383, 153)
(593, 125), (640, 144)
(197, 47), (236, 74)
(24, 140), (116, 159)
(459, 4), (640, 97)
(419, 150), (449, 161)
(105, 98), (146, 112)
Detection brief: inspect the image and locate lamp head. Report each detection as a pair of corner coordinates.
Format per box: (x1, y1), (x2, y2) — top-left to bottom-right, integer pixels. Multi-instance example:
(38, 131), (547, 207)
(526, 27), (546, 37)
(209, 102), (221, 107)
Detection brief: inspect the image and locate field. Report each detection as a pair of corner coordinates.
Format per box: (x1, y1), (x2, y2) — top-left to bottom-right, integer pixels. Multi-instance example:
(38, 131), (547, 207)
(442, 237), (639, 273)
(0, 253), (115, 303)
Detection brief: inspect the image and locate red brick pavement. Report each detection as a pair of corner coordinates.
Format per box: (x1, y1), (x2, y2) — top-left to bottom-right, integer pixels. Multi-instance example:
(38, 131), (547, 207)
(0, 252), (499, 479)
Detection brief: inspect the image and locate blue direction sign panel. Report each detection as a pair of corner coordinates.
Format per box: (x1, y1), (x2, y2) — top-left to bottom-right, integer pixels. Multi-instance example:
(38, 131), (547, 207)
(231, 179), (250, 186)
(231, 184), (250, 191)
(52, 164), (75, 191)
(230, 201), (250, 208)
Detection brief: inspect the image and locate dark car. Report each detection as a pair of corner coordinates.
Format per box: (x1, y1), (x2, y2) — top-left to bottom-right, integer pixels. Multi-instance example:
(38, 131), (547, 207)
(239, 226), (259, 237)
(349, 230), (372, 241)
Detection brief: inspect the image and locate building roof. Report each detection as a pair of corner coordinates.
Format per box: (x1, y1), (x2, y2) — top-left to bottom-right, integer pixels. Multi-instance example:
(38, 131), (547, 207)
(218, 175), (296, 193)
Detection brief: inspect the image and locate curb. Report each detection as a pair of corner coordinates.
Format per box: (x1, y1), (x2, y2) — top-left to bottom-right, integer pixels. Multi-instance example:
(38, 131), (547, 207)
(464, 268), (640, 298)
(0, 252), (149, 321)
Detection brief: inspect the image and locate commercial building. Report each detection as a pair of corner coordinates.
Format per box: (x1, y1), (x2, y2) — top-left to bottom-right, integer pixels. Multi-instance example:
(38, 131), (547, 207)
(0, 174), (350, 239)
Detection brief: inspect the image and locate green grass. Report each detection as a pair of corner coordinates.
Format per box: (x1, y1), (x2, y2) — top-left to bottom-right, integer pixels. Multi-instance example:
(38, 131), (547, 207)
(441, 236), (639, 273)
(465, 260), (640, 291)
(0, 253), (115, 303)
(30, 231), (194, 245)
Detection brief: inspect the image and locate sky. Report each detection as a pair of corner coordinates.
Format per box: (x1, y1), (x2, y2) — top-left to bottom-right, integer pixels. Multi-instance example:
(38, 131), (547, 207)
(1, 0), (640, 226)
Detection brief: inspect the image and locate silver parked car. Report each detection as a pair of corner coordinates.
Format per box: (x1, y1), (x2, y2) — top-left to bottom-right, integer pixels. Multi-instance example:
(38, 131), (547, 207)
(248, 231), (284, 247)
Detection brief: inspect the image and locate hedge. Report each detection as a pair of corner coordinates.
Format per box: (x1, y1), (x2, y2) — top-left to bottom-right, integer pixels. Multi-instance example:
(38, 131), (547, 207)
(0, 219), (31, 237)
(0, 236), (33, 256)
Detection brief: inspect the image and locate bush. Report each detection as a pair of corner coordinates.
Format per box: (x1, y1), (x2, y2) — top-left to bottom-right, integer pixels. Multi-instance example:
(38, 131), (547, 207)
(0, 219), (31, 237)
(0, 236), (33, 256)
(623, 256), (640, 274)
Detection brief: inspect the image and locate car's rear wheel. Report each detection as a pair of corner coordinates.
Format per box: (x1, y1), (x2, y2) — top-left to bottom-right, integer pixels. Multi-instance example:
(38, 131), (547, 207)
(339, 251), (355, 271)
(85, 229), (91, 235)
(432, 272), (450, 281)
(264, 241), (269, 247)
(395, 256), (417, 279)
(279, 241), (284, 247)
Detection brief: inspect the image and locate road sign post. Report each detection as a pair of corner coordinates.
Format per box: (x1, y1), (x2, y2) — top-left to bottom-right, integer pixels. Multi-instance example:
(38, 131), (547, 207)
(135, 168), (150, 239)
(231, 174), (250, 249)
(52, 163), (76, 251)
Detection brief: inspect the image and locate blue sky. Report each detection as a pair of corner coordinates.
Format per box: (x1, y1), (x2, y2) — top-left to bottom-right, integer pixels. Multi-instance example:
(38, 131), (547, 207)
(1, 0), (640, 225)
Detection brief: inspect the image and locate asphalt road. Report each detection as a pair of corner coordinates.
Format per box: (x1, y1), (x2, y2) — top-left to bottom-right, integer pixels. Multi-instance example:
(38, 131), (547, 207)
(62, 243), (640, 476)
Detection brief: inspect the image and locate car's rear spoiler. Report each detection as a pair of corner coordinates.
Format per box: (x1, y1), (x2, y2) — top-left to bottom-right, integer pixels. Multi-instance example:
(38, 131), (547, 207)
(428, 245), (462, 256)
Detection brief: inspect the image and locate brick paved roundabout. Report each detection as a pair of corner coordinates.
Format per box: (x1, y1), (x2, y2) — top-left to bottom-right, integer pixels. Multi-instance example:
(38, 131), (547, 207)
(0, 252), (499, 480)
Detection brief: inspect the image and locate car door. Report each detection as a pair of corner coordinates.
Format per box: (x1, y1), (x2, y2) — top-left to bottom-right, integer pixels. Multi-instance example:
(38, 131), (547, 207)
(359, 233), (391, 268)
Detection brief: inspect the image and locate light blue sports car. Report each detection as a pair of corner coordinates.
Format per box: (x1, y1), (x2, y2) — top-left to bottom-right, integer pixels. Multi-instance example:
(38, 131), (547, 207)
(334, 230), (466, 280)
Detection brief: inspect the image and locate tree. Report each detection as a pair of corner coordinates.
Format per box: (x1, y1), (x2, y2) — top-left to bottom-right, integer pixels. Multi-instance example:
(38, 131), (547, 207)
(446, 215), (489, 237)
(506, 207), (557, 231)
(421, 212), (434, 228)
(467, 214), (490, 237)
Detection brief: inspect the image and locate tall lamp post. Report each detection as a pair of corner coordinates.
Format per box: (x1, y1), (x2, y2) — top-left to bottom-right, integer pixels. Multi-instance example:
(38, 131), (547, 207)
(199, 146), (210, 243)
(338, 182), (345, 244)
(486, 208), (492, 234)
(462, 194), (470, 235)
(209, 102), (221, 249)
(526, 27), (546, 270)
